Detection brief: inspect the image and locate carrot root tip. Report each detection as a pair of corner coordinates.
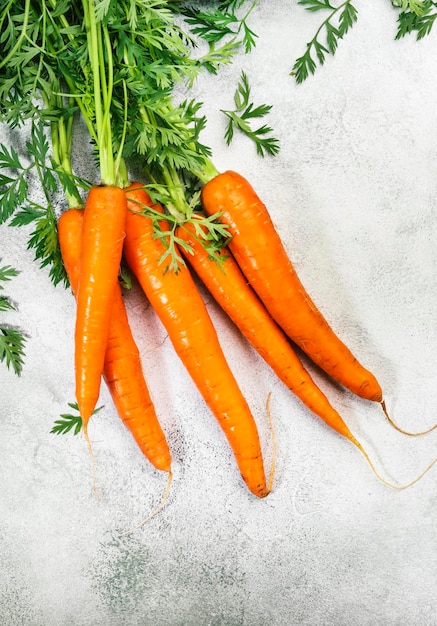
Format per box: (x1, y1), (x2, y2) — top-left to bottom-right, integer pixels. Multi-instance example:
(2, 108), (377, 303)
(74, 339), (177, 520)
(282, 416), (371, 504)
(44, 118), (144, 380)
(120, 470), (173, 536)
(355, 438), (437, 491)
(82, 424), (101, 500)
(265, 392), (276, 495)
(381, 400), (437, 437)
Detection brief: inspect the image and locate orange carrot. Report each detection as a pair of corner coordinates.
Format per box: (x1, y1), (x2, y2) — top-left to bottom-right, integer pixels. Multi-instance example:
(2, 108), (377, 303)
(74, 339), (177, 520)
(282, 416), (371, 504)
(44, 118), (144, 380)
(74, 186), (127, 431)
(176, 219), (359, 444)
(201, 170), (383, 403)
(123, 183), (268, 497)
(58, 208), (171, 472)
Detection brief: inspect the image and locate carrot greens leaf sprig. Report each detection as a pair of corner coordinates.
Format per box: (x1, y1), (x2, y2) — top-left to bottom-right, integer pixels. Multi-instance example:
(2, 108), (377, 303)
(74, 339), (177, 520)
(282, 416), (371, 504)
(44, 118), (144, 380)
(392, 0), (428, 13)
(291, 0), (433, 83)
(0, 327), (26, 376)
(0, 265), (26, 376)
(394, 0), (437, 38)
(0, 0), (88, 285)
(51, 404), (83, 436)
(177, 0), (258, 55)
(0, 143), (29, 224)
(108, 0), (241, 87)
(50, 403), (102, 436)
(291, 0), (358, 84)
(221, 70), (280, 157)
(0, 116), (88, 287)
(0, 0), (75, 129)
(122, 96), (213, 175)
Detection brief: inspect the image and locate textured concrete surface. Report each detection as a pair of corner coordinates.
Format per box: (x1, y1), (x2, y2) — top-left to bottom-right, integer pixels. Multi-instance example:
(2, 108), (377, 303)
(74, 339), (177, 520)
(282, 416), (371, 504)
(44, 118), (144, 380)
(1, 3), (437, 625)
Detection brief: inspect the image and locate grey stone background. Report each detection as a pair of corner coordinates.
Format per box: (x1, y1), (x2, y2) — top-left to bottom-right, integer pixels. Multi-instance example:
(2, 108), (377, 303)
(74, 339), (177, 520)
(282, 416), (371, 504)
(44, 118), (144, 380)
(1, 2), (437, 625)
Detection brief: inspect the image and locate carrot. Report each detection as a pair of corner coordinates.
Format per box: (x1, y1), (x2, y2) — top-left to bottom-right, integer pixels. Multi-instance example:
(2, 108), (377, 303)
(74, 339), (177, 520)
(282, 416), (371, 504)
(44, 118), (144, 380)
(58, 207), (171, 473)
(123, 183), (268, 498)
(74, 185), (127, 431)
(201, 170), (383, 403)
(176, 219), (359, 444)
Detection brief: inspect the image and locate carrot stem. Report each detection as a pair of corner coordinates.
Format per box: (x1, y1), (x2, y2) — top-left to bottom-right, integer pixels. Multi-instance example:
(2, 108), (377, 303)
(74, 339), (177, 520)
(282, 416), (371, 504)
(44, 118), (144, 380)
(82, 0), (116, 185)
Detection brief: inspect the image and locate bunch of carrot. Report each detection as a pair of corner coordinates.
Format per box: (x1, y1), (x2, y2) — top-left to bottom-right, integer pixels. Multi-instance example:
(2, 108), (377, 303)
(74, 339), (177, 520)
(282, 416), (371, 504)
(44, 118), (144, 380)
(56, 167), (437, 499)
(3, 0), (435, 502)
(57, 6), (437, 499)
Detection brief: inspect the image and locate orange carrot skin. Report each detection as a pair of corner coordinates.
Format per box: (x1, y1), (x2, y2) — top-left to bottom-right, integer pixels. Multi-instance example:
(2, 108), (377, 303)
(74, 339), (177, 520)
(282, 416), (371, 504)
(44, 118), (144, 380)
(123, 183), (268, 498)
(201, 171), (383, 403)
(102, 297), (172, 472)
(57, 209), (86, 291)
(58, 208), (171, 472)
(176, 220), (358, 442)
(74, 186), (128, 427)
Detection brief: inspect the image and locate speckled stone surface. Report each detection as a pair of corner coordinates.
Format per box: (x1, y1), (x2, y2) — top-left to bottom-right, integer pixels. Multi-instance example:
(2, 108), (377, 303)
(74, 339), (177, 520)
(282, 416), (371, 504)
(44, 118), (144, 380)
(1, 3), (437, 625)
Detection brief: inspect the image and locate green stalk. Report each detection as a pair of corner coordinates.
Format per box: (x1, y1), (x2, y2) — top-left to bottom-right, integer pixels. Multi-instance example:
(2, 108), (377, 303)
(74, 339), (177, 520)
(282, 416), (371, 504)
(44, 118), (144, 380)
(159, 164), (189, 221)
(82, 0), (115, 185)
(45, 0), (127, 187)
(42, 80), (84, 208)
(51, 114), (84, 209)
(45, 0), (98, 146)
(114, 78), (129, 188)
